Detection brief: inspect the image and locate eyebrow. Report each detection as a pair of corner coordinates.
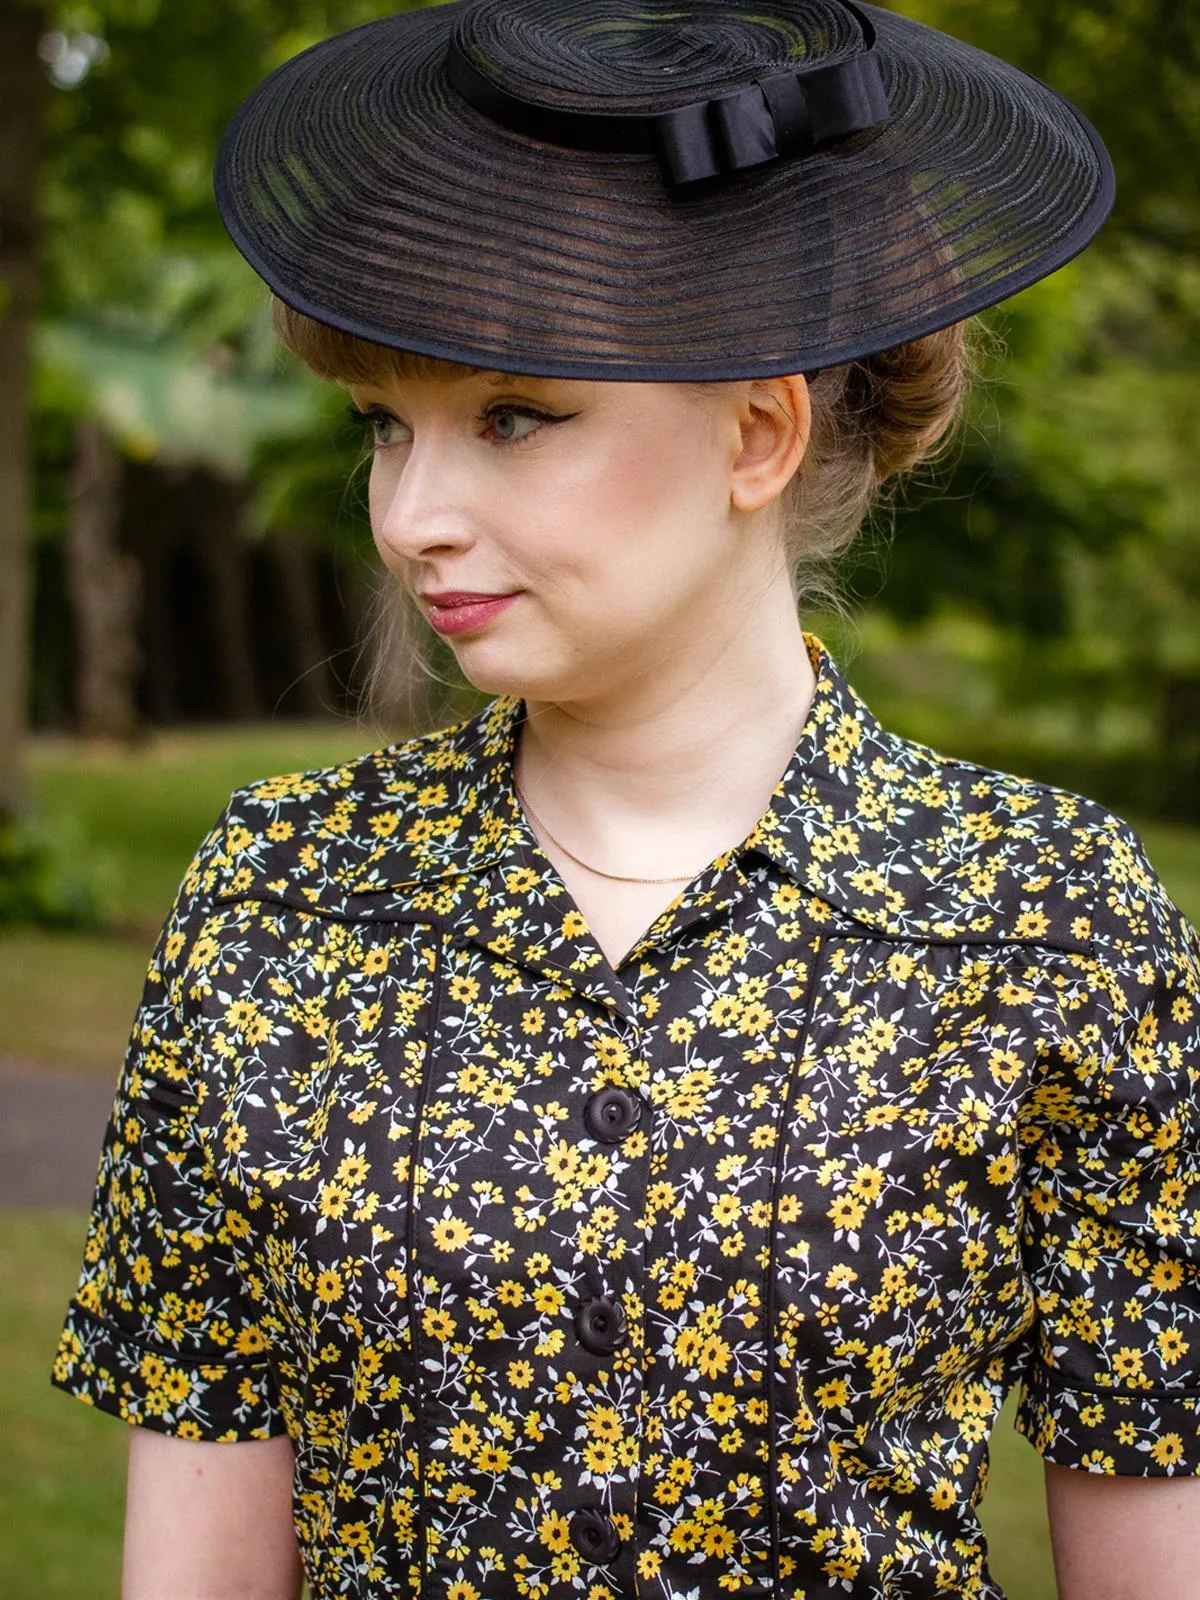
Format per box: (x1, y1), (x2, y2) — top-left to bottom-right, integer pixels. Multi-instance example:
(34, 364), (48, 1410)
(483, 371), (556, 389)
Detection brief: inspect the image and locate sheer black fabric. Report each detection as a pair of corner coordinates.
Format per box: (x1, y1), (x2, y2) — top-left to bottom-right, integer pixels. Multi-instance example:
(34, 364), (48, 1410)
(215, 0), (1114, 380)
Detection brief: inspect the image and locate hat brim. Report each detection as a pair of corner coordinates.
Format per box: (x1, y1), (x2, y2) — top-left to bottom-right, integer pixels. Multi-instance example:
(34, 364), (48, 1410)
(214, 1), (1114, 381)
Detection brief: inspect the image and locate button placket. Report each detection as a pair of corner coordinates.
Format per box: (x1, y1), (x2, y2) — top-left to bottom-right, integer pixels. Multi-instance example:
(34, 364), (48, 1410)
(584, 1085), (644, 1142)
(565, 1026), (648, 1572)
(575, 1294), (629, 1356)
(569, 1506), (622, 1563)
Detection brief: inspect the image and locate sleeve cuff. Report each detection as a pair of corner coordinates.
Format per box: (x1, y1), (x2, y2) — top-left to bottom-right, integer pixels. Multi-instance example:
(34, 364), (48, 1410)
(51, 1299), (287, 1442)
(1016, 1360), (1200, 1475)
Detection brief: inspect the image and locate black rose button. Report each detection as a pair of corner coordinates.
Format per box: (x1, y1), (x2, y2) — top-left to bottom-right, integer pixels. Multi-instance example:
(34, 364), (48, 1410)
(583, 1086), (642, 1143)
(575, 1295), (628, 1355)
(569, 1507), (622, 1564)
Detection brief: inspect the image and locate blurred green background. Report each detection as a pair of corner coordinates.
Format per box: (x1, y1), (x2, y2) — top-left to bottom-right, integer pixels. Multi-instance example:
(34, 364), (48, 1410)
(0, 0), (1197, 1596)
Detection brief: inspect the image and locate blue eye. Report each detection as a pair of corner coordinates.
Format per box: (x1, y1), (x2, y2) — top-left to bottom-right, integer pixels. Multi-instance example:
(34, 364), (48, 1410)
(347, 405), (409, 448)
(486, 406), (544, 443)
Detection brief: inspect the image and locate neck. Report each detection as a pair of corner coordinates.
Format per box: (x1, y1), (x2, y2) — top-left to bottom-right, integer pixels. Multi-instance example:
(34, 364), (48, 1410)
(515, 581), (817, 870)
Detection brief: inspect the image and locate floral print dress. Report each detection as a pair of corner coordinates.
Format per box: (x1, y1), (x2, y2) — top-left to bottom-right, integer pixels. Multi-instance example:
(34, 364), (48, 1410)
(53, 639), (1200, 1599)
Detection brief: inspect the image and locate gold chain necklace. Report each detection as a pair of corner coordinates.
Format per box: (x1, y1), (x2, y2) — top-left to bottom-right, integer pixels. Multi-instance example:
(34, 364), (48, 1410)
(513, 777), (702, 886)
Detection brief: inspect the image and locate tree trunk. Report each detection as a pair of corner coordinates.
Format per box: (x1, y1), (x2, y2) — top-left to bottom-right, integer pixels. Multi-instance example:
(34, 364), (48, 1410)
(265, 528), (333, 716)
(65, 419), (141, 740)
(0, 3), (47, 817)
(196, 476), (260, 720)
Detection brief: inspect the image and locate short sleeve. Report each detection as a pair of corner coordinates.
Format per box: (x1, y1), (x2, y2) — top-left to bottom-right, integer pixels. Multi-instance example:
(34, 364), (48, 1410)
(51, 806), (286, 1441)
(1015, 821), (1200, 1474)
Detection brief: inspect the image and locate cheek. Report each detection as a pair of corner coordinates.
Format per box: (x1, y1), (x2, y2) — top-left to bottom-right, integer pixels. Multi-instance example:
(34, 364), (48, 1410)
(553, 413), (727, 568)
(365, 459), (411, 576)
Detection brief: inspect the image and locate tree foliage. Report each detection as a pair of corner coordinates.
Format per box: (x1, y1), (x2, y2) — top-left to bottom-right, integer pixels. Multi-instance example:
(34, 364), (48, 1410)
(9, 0), (1199, 830)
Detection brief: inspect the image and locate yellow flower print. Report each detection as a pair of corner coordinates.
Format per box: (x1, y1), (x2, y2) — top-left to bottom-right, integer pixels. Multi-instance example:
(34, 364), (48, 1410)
(582, 1405), (621, 1444)
(592, 1034), (629, 1069)
(538, 1512), (572, 1554)
(431, 1217), (473, 1252)
(1157, 1328), (1189, 1366)
(448, 1422), (480, 1459)
(1111, 1347), (1145, 1383)
(987, 1152), (1017, 1185)
(336, 1153), (370, 1187)
(1151, 1434), (1185, 1468)
(706, 1393), (737, 1425)
(1150, 1260), (1186, 1295)
(815, 1379), (849, 1410)
(476, 1443), (513, 1477)
(708, 995), (743, 1029)
(318, 1182), (350, 1221)
(828, 1196), (866, 1232)
(737, 1001), (773, 1035)
(422, 1307), (456, 1341)
(849, 1164), (886, 1203)
(316, 1270), (343, 1304)
(543, 1141), (581, 1183)
(234, 1325), (268, 1356)
(349, 1441), (384, 1472)
(582, 1440), (618, 1474)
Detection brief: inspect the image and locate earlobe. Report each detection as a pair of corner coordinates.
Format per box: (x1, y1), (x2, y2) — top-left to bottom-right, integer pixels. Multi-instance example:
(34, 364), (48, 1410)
(730, 374), (811, 515)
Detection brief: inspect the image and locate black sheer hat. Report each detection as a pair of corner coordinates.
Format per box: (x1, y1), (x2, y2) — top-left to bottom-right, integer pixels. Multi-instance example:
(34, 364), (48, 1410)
(214, 0), (1115, 381)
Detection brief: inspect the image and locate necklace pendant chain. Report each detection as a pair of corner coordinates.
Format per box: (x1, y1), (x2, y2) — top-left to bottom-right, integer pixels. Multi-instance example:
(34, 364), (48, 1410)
(513, 778), (703, 886)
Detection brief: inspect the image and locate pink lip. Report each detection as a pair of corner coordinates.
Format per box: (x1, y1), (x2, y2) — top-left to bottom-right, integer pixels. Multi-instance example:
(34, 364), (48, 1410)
(423, 591), (519, 637)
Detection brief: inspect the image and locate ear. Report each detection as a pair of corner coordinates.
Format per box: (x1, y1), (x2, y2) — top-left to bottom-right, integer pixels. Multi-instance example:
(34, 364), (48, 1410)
(729, 374), (811, 515)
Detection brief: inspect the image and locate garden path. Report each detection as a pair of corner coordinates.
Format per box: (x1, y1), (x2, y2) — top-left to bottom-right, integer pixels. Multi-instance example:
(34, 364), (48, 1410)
(0, 1053), (113, 1206)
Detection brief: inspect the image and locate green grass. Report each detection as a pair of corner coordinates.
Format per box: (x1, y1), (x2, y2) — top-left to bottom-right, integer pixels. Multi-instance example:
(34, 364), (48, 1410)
(980, 1400), (1057, 1598)
(1136, 819), (1200, 927)
(0, 1211), (126, 1600)
(0, 928), (148, 1074)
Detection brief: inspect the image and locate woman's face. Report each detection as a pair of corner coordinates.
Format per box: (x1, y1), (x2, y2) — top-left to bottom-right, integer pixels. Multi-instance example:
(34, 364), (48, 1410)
(350, 367), (791, 707)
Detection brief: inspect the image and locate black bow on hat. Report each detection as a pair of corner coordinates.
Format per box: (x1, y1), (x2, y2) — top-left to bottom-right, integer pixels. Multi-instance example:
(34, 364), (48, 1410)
(446, 0), (892, 187)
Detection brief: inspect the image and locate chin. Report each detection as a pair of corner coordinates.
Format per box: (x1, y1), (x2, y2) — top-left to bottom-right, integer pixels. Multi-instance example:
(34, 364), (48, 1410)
(452, 644), (593, 705)
(451, 645), (552, 702)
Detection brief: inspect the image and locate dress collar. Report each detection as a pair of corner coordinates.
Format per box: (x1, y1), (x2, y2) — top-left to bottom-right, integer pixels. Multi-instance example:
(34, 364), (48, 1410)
(345, 633), (875, 897)
(229, 635), (1088, 952)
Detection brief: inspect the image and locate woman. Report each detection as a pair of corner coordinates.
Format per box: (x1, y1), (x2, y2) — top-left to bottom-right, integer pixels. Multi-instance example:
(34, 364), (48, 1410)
(53, 2), (1200, 1597)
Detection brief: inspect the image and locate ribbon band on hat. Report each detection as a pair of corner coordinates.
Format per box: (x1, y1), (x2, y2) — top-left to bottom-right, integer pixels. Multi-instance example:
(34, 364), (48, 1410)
(445, 0), (891, 187)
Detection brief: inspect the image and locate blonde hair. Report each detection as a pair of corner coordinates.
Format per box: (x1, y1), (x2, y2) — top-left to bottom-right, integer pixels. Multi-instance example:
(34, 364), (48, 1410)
(273, 299), (971, 718)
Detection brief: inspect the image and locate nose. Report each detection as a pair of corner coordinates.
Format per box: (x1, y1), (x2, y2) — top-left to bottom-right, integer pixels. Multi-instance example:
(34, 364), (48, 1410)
(369, 432), (479, 570)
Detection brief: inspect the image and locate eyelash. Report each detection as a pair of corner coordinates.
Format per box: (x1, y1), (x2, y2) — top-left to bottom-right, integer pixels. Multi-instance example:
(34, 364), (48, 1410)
(346, 402), (574, 449)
